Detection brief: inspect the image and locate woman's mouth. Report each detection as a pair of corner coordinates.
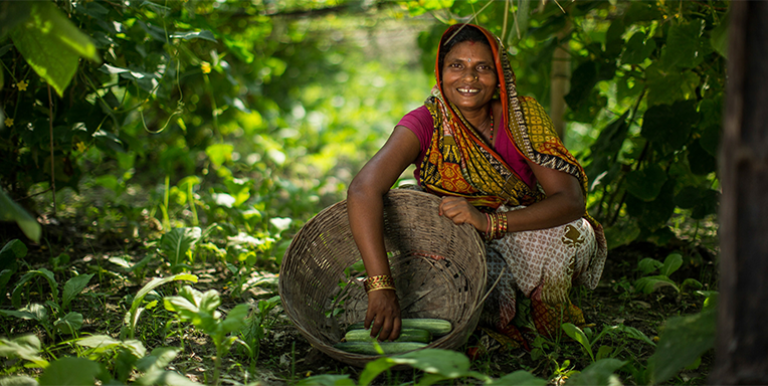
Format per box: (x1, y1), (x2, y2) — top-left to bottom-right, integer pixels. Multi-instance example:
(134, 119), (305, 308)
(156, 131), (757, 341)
(457, 87), (480, 94)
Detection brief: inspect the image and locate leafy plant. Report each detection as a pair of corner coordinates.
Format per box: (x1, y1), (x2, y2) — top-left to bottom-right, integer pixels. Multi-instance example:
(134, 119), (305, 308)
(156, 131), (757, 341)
(236, 295), (280, 369)
(634, 252), (702, 294)
(562, 322), (655, 363)
(163, 285), (249, 386)
(0, 190), (41, 243)
(121, 273), (198, 340)
(158, 227), (202, 273)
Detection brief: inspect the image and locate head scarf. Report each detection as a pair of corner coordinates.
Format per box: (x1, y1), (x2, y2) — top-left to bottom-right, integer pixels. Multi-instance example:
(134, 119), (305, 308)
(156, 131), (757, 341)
(420, 24), (592, 217)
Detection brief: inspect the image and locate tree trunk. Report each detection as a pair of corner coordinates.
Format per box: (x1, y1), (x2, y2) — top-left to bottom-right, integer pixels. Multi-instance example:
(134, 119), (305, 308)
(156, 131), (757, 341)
(711, 2), (768, 384)
(550, 22), (570, 141)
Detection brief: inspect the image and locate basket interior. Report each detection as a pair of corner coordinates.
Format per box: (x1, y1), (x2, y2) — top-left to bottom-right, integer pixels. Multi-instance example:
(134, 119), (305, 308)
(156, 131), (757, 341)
(279, 190), (486, 366)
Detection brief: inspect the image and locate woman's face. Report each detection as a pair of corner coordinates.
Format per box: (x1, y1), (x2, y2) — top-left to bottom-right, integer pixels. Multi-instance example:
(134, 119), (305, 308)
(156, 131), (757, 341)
(441, 40), (498, 114)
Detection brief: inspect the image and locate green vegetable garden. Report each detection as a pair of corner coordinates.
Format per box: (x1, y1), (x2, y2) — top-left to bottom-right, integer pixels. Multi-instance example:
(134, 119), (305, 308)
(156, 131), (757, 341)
(0, 0), (730, 385)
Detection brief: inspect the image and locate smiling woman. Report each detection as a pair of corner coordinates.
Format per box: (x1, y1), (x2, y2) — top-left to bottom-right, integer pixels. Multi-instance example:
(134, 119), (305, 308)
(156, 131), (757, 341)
(346, 24), (607, 350)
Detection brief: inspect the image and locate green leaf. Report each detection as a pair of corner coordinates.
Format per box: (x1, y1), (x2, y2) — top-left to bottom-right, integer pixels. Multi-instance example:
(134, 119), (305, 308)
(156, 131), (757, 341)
(687, 139), (717, 175)
(662, 19), (707, 69)
(585, 111), (630, 185)
(615, 325), (656, 347)
(9, 1), (100, 97)
(634, 275), (679, 294)
(0, 375), (38, 386)
(205, 144), (234, 168)
(54, 312), (83, 334)
(564, 61), (598, 111)
(561, 323), (594, 361)
(135, 347), (180, 373)
(710, 12), (729, 58)
(0, 334), (47, 368)
(0, 309), (38, 321)
(0, 190), (41, 243)
(625, 164), (667, 202)
(649, 307), (716, 384)
(595, 345), (614, 361)
(691, 189), (719, 220)
(646, 64), (700, 107)
(62, 273), (94, 310)
(565, 358), (626, 386)
(38, 357), (101, 386)
(221, 303), (250, 335)
(0, 2), (33, 39)
(642, 100), (698, 151)
(604, 219), (640, 250)
(12, 269), (58, 309)
(170, 30), (217, 42)
(0, 239), (27, 272)
(621, 32), (656, 65)
(159, 227), (202, 268)
(123, 274), (198, 339)
(660, 253), (683, 277)
(625, 179), (676, 230)
(637, 258), (662, 276)
(681, 278), (703, 291)
(136, 370), (200, 386)
(487, 370), (547, 386)
(76, 335), (122, 350)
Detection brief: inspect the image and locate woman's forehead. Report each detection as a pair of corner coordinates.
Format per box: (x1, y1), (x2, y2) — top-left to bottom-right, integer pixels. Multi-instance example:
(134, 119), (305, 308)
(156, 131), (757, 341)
(444, 41), (494, 61)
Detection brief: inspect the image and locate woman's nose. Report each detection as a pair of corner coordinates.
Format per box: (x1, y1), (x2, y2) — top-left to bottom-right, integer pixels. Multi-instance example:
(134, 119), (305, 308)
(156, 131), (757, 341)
(463, 69), (478, 81)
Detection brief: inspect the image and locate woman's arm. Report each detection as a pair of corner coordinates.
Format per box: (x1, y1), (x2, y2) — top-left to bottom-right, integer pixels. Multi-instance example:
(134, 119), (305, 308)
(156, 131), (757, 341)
(347, 125), (421, 340)
(438, 161), (584, 232)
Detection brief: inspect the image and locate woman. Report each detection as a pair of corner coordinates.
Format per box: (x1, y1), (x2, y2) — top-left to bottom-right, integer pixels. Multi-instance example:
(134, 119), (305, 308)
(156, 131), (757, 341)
(347, 24), (607, 346)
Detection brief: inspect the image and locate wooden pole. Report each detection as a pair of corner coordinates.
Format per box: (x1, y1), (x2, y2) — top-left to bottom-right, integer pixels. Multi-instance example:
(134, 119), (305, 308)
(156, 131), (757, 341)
(711, 1), (768, 384)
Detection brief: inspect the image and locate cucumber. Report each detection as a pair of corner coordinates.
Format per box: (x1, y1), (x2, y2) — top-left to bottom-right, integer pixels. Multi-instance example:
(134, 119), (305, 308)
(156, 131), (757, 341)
(333, 341), (427, 355)
(346, 318), (453, 337)
(344, 328), (432, 343)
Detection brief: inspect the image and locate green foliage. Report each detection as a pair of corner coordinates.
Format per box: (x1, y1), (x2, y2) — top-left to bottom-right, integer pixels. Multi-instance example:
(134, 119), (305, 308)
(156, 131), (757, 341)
(122, 273), (198, 340)
(9, 1), (101, 97)
(648, 301), (717, 384)
(0, 334), (48, 368)
(158, 227), (202, 273)
(37, 357), (102, 386)
(0, 190), (41, 243)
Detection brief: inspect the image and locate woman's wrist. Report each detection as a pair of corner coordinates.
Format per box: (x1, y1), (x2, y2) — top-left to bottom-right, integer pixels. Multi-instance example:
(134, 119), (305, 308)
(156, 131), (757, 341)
(365, 274), (396, 293)
(483, 212), (508, 240)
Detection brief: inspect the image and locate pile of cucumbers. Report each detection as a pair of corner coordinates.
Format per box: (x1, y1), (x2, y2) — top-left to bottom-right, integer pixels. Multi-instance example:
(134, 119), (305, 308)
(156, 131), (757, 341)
(334, 318), (452, 355)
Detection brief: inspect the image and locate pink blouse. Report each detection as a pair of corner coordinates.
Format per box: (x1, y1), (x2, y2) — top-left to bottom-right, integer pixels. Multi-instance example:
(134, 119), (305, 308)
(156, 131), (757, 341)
(397, 106), (536, 188)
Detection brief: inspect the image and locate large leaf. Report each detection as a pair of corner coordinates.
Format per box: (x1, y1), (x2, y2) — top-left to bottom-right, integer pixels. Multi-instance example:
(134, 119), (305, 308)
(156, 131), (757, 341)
(710, 11), (729, 58)
(0, 335), (48, 368)
(565, 358), (626, 386)
(621, 32), (656, 65)
(0, 2), (33, 39)
(135, 347), (181, 373)
(604, 219), (640, 250)
(0, 376), (38, 386)
(564, 61), (598, 111)
(625, 164), (667, 202)
(625, 179), (676, 230)
(9, 1), (100, 97)
(637, 258), (663, 276)
(38, 357), (102, 386)
(662, 19), (708, 69)
(136, 370), (200, 386)
(634, 275), (679, 294)
(641, 100), (699, 151)
(0, 190), (41, 243)
(687, 139), (717, 175)
(159, 227), (202, 268)
(221, 303), (250, 335)
(660, 253), (683, 277)
(562, 323), (594, 361)
(170, 30), (216, 42)
(54, 312), (83, 334)
(62, 273), (94, 310)
(649, 307), (716, 384)
(359, 349), (483, 386)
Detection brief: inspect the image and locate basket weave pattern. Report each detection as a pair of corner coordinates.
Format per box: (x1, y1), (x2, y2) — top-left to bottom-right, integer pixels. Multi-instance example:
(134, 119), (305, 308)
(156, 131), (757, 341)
(279, 190), (487, 367)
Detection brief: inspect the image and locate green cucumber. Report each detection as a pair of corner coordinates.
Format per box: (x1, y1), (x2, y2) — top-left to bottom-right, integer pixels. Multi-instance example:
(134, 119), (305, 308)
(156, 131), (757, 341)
(344, 328), (432, 343)
(346, 318), (453, 336)
(333, 341), (427, 355)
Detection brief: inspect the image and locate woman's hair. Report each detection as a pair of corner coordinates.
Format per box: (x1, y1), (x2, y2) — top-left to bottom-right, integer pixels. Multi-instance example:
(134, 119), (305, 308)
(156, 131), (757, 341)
(438, 25), (492, 75)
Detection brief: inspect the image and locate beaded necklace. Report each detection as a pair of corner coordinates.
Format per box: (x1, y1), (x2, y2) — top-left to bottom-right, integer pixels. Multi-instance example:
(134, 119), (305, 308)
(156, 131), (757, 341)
(488, 107), (495, 143)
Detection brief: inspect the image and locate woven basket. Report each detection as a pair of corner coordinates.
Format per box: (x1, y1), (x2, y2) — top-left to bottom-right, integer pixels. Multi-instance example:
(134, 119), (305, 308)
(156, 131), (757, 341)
(279, 189), (487, 367)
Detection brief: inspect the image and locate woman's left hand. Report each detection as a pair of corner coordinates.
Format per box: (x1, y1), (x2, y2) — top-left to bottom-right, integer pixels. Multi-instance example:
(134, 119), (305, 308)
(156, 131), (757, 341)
(438, 196), (486, 231)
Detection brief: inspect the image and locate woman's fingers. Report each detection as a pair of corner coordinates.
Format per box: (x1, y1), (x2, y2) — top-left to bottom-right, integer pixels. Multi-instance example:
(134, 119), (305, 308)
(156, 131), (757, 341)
(365, 290), (401, 340)
(439, 197), (485, 230)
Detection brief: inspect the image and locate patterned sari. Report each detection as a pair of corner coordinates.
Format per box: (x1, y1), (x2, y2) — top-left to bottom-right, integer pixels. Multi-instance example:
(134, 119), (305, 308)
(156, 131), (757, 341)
(418, 24), (608, 349)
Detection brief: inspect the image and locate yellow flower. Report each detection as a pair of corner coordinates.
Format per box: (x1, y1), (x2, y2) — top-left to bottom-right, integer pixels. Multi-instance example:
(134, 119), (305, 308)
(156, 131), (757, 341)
(201, 62), (211, 74)
(4, 117), (12, 127)
(76, 142), (88, 152)
(16, 80), (28, 91)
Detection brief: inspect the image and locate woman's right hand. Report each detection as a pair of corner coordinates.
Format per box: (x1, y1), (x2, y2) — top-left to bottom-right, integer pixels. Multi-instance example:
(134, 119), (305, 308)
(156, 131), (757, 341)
(364, 289), (402, 341)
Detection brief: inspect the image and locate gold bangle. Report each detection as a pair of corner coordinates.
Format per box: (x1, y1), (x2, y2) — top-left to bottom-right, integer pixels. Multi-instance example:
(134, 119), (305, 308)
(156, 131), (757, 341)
(364, 275), (395, 293)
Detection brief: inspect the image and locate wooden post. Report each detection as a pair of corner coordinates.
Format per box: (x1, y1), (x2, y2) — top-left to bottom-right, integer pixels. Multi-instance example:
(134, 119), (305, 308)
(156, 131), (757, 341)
(711, 1), (768, 384)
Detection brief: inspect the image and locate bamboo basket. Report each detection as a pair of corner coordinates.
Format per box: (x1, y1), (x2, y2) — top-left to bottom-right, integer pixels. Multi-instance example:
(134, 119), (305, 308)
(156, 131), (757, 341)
(279, 189), (487, 367)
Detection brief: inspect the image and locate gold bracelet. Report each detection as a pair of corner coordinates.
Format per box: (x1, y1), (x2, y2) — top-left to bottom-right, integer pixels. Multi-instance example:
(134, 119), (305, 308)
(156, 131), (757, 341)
(364, 275), (395, 293)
